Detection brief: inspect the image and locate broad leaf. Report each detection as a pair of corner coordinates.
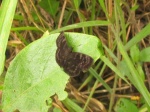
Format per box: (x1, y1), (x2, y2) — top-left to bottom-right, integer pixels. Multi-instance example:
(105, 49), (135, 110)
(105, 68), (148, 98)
(140, 47), (150, 62)
(2, 32), (102, 112)
(114, 98), (138, 112)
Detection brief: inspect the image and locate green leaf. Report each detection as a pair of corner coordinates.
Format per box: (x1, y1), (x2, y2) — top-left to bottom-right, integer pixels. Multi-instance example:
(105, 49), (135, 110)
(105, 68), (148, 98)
(50, 20), (110, 34)
(139, 47), (150, 62)
(0, 0), (18, 75)
(118, 60), (130, 77)
(2, 32), (102, 112)
(62, 98), (84, 112)
(130, 45), (140, 62)
(125, 24), (150, 51)
(114, 98), (138, 112)
(39, 0), (59, 18)
(53, 107), (62, 112)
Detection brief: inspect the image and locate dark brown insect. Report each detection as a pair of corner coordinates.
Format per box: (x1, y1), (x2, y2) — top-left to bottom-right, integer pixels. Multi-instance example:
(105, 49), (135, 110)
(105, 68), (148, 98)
(55, 32), (93, 77)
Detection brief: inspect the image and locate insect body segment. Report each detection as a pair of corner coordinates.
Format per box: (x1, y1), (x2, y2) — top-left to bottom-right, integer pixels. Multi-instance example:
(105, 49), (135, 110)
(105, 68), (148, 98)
(56, 32), (93, 77)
